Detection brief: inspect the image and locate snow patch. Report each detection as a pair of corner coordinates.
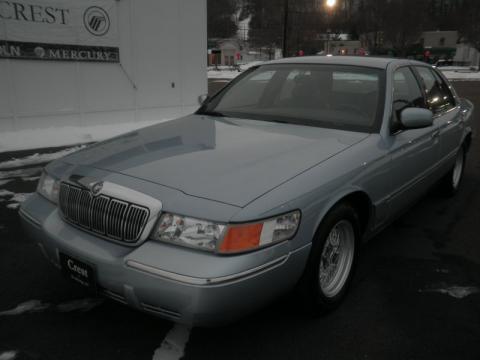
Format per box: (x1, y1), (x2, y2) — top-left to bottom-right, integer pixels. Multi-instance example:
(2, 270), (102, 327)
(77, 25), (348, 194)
(0, 167), (42, 180)
(5, 193), (33, 210)
(0, 190), (14, 198)
(440, 68), (480, 81)
(9, 193), (32, 203)
(0, 300), (50, 316)
(208, 62), (263, 80)
(21, 176), (40, 182)
(0, 351), (17, 360)
(0, 298), (103, 316)
(208, 69), (241, 80)
(420, 285), (480, 299)
(153, 324), (191, 360)
(0, 179), (13, 187)
(237, 15), (251, 41)
(0, 119), (171, 153)
(56, 298), (104, 312)
(0, 146), (85, 170)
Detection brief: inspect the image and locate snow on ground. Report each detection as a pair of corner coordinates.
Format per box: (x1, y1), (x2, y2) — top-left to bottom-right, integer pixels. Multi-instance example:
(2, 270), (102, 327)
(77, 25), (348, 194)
(0, 119), (171, 153)
(439, 67), (480, 81)
(420, 285), (480, 299)
(0, 145), (85, 170)
(153, 324), (191, 360)
(0, 298), (103, 316)
(0, 167), (42, 180)
(0, 351), (17, 360)
(0, 180), (13, 187)
(0, 190), (14, 198)
(20, 176), (40, 182)
(56, 298), (104, 313)
(0, 300), (50, 316)
(0, 189), (33, 209)
(6, 193), (33, 210)
(207, 61), (263, 80)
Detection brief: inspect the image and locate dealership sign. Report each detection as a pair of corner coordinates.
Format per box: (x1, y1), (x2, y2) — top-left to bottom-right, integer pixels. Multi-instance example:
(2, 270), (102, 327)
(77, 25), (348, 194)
(0, 0), (119, 62)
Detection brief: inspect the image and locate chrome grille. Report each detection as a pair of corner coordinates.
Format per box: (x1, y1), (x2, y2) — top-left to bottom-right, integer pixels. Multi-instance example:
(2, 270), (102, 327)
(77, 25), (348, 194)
(59, 182), (150, 243)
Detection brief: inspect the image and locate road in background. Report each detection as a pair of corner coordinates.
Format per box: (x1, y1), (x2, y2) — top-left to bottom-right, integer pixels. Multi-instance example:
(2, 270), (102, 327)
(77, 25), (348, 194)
(0, 80), (478, 360)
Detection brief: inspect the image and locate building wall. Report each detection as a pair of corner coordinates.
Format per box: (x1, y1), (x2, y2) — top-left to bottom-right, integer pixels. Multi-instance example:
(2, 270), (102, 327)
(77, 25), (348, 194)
(454, 44), (480, 67)
(421, 31), (458, 49)
(329, 40), (363, 56)
(0, 0), (207, 150)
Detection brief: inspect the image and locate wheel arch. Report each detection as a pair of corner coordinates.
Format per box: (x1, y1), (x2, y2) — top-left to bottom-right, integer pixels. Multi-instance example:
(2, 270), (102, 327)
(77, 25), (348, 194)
(312, 189), (374, 242)
(463, 131), (472, 152)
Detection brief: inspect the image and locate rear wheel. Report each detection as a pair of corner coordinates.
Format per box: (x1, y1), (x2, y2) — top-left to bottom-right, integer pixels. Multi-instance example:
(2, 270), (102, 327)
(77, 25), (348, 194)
(299, 203), (360, 315)
(442, 146), (466, 196)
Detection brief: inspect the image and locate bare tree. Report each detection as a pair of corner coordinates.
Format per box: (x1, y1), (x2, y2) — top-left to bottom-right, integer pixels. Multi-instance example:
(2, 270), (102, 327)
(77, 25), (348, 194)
(355, 0), (388, 51)
(207, 0), (238, 39)
(457, 0), (480, 51)
(382, 0), (429, 56)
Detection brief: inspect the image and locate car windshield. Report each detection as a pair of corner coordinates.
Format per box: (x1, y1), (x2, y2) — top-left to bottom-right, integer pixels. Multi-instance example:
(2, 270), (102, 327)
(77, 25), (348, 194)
(200, 64), (385, 132)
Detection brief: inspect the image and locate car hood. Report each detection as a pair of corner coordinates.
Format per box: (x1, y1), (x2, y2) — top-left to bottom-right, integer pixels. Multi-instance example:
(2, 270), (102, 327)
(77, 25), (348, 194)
(62, 115), (370, 207)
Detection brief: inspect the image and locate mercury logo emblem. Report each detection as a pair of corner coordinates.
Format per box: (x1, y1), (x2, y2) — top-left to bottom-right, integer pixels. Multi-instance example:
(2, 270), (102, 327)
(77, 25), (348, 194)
(34, 46), (45, 58)
(90, 181), (104, 196)
(83, 6), (110, 36)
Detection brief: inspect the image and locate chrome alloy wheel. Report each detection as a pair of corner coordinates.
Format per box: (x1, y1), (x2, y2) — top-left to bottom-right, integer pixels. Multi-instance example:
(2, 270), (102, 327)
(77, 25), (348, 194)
(452, 149), (465, 190)
(319, 220), (355, 298)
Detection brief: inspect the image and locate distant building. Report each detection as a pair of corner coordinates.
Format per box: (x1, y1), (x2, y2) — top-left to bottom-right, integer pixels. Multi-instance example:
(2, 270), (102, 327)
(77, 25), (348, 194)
(421, 31), (459, 49)
(208, 39), (241, 66)
(208, 39), (280, 66)
(454, 44), (480, 68)
(328, 40), (365, 56)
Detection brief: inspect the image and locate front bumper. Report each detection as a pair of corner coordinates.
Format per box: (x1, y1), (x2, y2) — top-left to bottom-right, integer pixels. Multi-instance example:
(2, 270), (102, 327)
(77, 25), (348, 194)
(20, 194), (311, 326)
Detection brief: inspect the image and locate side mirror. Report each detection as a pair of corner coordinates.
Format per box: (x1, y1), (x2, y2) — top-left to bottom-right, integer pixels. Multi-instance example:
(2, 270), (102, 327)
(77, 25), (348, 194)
(400, 108), (434, 129)
(198, 94), (209, 105)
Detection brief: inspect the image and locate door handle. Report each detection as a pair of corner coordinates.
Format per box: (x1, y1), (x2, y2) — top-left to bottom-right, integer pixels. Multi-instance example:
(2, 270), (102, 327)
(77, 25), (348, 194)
(431, 130), (440, 139)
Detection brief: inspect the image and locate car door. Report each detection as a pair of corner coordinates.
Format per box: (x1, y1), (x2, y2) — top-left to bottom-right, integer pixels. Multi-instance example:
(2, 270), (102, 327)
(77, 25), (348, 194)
(385, 66), (441, 218)
(414, 66), (463, 174)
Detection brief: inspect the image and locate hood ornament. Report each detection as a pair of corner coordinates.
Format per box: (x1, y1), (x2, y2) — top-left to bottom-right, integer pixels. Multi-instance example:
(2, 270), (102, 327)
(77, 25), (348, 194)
(90, 181), (104, 196)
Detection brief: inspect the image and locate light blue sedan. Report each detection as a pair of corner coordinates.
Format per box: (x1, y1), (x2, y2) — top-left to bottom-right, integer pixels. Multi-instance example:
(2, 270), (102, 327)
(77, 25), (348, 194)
(20, 57), (474, 326)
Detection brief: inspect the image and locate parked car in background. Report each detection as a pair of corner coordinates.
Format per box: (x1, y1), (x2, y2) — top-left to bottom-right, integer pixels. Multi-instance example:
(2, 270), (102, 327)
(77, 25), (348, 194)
(20, 57), (473, 326)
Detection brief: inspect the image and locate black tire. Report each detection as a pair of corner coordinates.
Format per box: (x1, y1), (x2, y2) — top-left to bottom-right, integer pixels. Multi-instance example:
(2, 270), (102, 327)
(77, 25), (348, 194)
(441, 145), (466, 197)
(298, 202), (361, 316)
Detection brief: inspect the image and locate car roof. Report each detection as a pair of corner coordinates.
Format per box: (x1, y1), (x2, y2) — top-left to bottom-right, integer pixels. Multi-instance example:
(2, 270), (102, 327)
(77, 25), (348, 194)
(263, 56), (429, 70)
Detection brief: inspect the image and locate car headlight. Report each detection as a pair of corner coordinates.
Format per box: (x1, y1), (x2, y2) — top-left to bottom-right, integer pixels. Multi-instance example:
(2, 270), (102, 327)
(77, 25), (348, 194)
(151, 213), (226, 252)
(37, 171), (60, 204)
(151, 210), (301, 254)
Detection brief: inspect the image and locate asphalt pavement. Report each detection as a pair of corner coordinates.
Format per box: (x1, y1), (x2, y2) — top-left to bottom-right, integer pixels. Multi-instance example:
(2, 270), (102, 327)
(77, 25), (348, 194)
(0, 80), (479, 360)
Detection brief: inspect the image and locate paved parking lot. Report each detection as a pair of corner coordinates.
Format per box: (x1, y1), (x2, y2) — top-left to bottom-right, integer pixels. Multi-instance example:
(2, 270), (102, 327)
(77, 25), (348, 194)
(0, 80), (479, 360)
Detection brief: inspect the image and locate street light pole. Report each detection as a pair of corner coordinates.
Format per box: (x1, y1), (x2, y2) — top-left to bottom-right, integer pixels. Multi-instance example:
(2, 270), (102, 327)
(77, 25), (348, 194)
(282, 0), (289, 58)
(326, 28), (331, 54)
(325, 0), (336, 55)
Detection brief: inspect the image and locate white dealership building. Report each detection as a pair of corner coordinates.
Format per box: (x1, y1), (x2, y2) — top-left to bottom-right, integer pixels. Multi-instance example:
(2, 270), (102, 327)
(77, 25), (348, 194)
(0, 0), (207, 152)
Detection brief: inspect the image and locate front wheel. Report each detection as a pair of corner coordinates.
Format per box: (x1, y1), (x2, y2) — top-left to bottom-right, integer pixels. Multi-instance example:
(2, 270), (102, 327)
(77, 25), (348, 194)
(298, 203), (360, 315)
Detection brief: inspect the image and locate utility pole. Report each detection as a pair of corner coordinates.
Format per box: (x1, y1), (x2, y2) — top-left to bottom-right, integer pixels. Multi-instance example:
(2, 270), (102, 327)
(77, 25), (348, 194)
(282, 0), (289, 58)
